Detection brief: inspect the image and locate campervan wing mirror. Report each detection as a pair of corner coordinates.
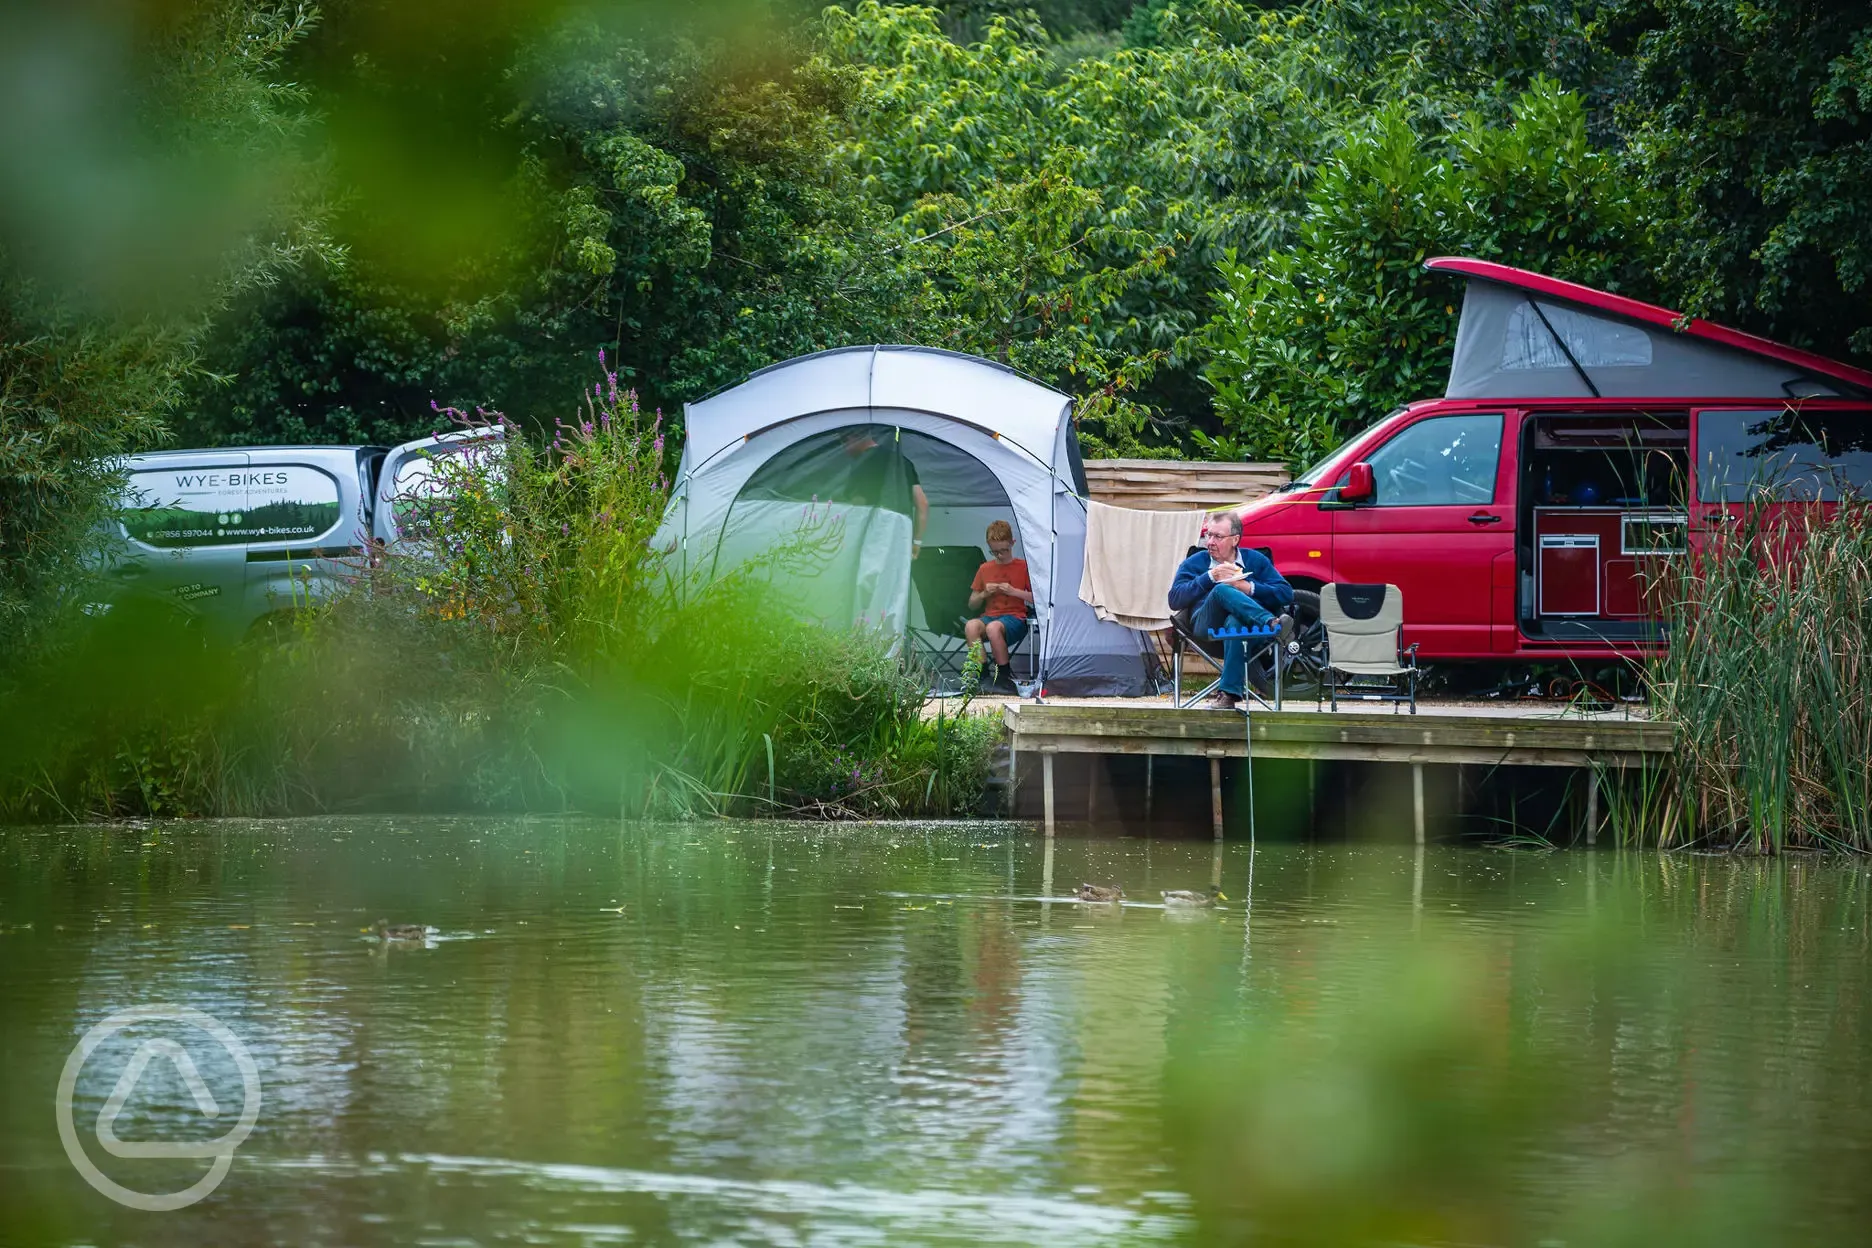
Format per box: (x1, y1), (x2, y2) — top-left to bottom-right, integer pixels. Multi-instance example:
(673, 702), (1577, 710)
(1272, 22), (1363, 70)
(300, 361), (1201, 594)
(1342, 461), (1375, 503)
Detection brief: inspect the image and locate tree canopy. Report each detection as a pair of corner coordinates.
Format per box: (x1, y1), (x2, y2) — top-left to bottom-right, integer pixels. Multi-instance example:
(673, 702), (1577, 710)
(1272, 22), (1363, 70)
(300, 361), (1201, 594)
(6, 0), (1872, 641)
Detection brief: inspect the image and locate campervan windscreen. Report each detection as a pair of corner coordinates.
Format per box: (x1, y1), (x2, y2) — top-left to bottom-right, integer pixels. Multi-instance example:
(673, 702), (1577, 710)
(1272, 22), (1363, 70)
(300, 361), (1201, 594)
(387, 440), (508, 541)
(1286, 409), (1406, 489)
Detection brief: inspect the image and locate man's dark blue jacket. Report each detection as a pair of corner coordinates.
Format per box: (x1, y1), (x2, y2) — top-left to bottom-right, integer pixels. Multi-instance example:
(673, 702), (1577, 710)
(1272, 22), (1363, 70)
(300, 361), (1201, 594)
(1168, 545), (1295, 617)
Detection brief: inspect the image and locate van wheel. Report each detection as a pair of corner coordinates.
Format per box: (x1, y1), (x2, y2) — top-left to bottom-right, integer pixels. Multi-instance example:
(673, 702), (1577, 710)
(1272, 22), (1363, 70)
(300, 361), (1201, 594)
(1250, 588), (1325, 694)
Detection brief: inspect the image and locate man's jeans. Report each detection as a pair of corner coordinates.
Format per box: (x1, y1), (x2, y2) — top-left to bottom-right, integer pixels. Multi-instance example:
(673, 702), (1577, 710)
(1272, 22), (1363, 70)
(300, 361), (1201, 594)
(1195, 583), (1275, 696)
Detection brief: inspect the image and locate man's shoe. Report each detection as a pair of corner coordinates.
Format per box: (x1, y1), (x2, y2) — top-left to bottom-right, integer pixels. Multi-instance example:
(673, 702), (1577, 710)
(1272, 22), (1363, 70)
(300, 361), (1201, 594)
(1206, 691), (1242, 710)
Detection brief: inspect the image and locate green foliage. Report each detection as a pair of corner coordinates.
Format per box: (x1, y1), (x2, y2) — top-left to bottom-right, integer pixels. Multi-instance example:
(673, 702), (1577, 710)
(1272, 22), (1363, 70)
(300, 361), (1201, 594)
(823, 0), (1390, 454)
(0, 296), (175, 645)
(180, 15), (924, 448)
(1611, 0), (1872, 361)
(0, 0), (327, 653)
(1202, 80), (1643, 465)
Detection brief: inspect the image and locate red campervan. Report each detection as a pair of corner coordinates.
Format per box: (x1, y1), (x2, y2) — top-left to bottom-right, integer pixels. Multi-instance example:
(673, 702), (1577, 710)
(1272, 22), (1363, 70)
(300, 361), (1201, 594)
(1237, 257), (1872, 665)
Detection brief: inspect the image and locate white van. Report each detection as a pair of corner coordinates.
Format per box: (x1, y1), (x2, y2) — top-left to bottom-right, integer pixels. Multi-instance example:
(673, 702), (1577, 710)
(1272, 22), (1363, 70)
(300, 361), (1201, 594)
(100, 430), (500, 639)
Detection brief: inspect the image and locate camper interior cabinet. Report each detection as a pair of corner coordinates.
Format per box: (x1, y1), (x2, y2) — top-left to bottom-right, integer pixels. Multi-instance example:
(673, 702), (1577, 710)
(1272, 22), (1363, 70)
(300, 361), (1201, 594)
(1520, 413), (1688, 625)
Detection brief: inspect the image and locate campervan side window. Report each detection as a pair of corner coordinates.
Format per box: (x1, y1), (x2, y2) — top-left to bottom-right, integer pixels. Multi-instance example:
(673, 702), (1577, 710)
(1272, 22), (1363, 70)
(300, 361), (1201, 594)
(1697, 408), (1872, 502)
(123, 465), (341, 549)
(1364, 413), (1503, 506)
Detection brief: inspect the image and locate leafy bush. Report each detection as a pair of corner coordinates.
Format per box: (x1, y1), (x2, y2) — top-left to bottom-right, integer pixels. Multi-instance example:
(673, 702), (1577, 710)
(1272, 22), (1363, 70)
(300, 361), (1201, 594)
(823, 0), (1397, 454)
(1202, 79), (1644, 467)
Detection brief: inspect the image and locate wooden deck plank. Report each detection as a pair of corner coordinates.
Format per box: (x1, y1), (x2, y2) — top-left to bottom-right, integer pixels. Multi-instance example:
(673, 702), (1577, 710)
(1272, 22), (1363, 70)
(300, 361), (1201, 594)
(1001, 702), (1673, 769)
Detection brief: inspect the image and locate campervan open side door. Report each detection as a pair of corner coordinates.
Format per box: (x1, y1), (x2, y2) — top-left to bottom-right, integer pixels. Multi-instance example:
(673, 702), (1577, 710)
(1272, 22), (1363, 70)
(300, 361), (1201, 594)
(371, 428), (506, 547)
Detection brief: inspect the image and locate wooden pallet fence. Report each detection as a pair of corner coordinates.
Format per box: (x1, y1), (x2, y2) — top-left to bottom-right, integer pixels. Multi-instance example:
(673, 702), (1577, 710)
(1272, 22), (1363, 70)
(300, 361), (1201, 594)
(1082, 459), (1291, 511)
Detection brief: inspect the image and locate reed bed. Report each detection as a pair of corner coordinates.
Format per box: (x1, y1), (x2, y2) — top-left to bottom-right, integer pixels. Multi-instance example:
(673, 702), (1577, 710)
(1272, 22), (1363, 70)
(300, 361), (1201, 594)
(1618, 498), (1872, 851)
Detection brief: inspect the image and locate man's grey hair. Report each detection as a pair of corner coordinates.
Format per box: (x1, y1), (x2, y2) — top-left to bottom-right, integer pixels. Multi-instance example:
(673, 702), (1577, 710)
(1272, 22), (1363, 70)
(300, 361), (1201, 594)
(1205, 510), (1243, 536)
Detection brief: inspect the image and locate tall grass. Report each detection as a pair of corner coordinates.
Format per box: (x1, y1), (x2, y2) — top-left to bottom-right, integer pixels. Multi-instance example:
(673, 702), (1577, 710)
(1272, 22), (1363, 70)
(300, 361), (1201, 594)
(0, 362), (1001, 822)
(1620, 497), (1872, 851)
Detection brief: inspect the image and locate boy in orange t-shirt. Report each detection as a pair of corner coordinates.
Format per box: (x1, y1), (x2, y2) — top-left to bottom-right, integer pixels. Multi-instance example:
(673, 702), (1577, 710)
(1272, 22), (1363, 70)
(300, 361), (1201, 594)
(965, 519), (1032, 682)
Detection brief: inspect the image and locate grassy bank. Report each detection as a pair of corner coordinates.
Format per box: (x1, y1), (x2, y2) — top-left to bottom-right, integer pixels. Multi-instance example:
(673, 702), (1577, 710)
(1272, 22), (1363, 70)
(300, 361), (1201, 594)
(1613, 498), (1872, 852)
(0, 369), (999, 823)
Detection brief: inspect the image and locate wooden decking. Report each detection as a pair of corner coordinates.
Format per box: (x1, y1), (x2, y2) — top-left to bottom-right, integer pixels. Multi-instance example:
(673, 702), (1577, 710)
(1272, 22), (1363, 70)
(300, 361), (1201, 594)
(998, 699), (1672, 769)
(949, 694), (1675, 839)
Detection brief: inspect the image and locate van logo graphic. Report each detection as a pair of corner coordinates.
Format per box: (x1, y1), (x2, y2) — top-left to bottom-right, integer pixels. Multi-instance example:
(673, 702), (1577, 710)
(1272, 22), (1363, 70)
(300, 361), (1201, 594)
(170, 583), (223, 602)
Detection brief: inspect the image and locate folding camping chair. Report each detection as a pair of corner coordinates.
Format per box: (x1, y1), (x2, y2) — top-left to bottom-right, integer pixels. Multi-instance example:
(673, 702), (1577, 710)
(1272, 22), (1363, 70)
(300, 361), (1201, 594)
(909, 545), (1036, 693)
(1169, 608), (1285, 709)
(1318, 582), (1420, 713)
(1166, 545), (1286, 709)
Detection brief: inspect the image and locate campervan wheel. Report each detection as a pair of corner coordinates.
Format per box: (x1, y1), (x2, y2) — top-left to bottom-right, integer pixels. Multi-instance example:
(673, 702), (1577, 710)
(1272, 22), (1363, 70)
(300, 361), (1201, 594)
(1250, 588), (1325, 694)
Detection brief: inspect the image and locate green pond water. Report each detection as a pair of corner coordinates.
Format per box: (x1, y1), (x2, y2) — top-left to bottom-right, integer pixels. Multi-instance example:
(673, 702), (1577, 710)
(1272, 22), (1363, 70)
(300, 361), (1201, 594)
(3, 818), (1871, 1246)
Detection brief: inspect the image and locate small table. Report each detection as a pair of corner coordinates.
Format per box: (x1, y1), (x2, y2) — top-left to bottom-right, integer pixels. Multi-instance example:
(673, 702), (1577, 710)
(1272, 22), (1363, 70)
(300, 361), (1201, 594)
(1207, 622), (1284, 710)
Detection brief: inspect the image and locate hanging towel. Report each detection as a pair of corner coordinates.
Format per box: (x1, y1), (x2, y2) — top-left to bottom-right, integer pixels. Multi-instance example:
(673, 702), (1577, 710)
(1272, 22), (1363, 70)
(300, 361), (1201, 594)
(1078, 498), (1206, 630)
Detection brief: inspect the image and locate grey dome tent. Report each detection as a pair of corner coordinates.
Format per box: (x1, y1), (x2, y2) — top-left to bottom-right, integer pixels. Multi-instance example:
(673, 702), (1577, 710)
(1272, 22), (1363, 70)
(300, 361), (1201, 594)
(654, 345), (1155, 696)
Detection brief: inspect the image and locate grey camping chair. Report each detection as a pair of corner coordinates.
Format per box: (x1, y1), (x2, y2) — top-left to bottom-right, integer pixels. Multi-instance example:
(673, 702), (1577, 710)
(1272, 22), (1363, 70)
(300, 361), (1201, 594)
(1319, 582), (1419, 713)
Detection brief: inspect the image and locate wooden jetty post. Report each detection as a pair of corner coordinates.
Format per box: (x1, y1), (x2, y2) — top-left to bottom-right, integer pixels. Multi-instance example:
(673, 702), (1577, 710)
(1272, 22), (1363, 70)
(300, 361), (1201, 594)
(1001, 703), (1673, 839)
(1042, 748), (1056, 838)
(1209, 754), (1224, 840)
(1585, 764), (1600, 846)
(1413, 763), (1426, 845)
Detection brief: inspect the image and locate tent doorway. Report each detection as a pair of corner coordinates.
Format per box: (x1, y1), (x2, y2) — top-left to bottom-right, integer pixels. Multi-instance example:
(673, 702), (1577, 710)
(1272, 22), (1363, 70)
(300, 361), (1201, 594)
(714, 425), (1028, 664)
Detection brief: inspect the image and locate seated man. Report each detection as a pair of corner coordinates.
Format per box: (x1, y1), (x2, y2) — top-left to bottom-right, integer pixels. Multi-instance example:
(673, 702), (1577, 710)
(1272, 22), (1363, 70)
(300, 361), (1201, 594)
(1168, 510), (1295, 708)
(964, 520), (1032, 688)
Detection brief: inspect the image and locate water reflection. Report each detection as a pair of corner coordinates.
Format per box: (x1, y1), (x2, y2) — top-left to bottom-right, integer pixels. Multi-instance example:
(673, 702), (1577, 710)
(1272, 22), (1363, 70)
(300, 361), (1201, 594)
(0, 821), (1868, 1245)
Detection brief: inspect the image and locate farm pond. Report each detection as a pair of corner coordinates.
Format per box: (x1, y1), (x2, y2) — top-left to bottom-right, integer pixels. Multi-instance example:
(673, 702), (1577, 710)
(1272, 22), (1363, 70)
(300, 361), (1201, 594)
(3, 817), (1871, 1245)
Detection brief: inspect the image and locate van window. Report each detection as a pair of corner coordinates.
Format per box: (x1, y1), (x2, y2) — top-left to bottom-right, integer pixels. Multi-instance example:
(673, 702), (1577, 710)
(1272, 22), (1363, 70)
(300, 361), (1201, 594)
(122, 465), (340, 549)
(1291, 408), (1406, 488)
(387, 442), (507, 539)
(1364, 414), (1503, 506)
(1697, 408), (1872, 502)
